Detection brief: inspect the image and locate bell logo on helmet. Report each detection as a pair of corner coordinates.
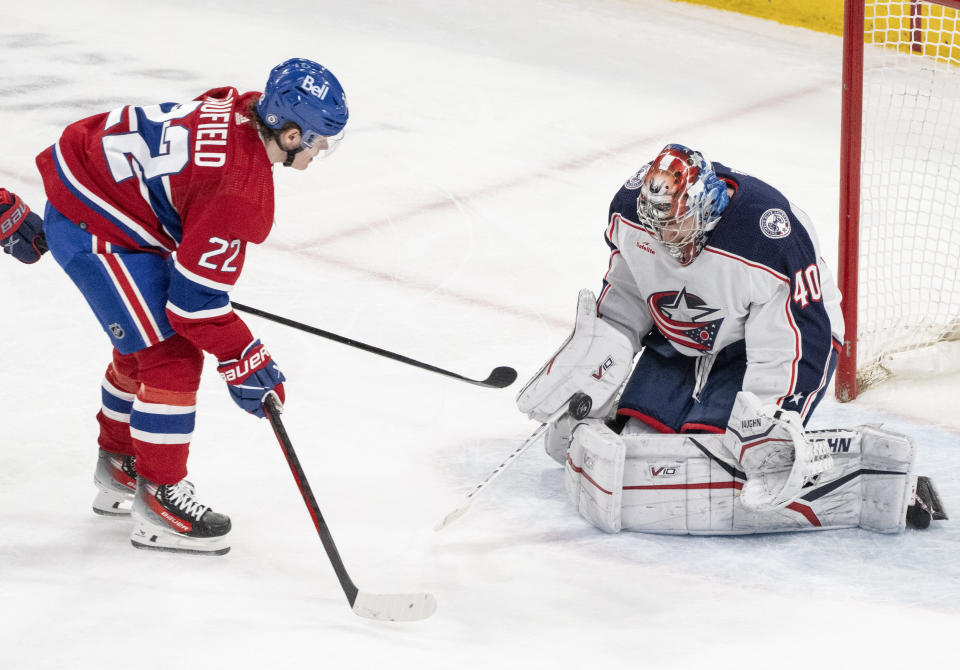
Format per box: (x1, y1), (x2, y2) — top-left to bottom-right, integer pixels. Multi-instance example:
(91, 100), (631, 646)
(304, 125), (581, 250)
(300, 75), (329, 101)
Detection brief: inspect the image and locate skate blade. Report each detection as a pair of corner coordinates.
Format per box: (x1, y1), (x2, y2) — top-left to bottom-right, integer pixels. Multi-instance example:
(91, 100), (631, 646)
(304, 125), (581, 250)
(917, 476), (948, 520)
(131, 521), (231, 556)
(131, 539), (230, 556)
(92, 505), (132, 517)
(92, 489), (133, 516)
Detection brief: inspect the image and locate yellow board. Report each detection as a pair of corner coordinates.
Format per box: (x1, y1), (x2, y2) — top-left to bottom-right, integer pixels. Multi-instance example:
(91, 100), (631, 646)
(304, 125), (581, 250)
(669, 0), (844, 35)
(672, 0), (960, 63)
(866, 0), (960, 64)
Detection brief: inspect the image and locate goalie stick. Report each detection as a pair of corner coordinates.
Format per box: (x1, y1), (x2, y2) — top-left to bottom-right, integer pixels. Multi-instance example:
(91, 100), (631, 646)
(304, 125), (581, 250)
(434, 392), (592, 531)
(262, 394), (437, 622)
(232, 301), (517, 389)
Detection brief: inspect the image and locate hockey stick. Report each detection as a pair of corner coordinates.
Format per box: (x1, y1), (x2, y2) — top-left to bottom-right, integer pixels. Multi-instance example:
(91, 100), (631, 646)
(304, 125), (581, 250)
(434, 392), (592, 531)
(262, 394), (437, 622)
(232, 301), (517, 389)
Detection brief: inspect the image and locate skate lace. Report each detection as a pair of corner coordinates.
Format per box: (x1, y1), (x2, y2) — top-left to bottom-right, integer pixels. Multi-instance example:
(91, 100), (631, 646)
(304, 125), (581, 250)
(163, 481), (208, 520)
(121, 456), (137, 479)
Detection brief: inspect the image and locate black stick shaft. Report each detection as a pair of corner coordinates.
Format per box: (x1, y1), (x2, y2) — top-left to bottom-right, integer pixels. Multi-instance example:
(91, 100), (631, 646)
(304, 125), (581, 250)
(263, 395), (359, 607)
(232, 301), (516, 388)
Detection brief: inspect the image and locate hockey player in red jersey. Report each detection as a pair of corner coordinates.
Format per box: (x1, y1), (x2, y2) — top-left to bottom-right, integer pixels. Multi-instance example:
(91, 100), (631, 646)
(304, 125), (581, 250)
(15, 58), (349, 555)
(517, 144), (946, 535)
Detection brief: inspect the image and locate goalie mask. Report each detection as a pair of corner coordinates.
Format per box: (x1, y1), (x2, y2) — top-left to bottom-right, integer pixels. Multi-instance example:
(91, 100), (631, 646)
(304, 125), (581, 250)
(636, 144), (729, 265)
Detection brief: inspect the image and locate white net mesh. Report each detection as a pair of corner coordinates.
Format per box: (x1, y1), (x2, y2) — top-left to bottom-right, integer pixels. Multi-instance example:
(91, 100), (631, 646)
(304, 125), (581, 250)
(856, 0), (960, 389)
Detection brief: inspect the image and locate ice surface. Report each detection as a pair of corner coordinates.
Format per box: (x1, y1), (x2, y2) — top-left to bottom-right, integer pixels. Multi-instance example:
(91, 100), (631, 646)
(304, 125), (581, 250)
(1, 1), (958, 668)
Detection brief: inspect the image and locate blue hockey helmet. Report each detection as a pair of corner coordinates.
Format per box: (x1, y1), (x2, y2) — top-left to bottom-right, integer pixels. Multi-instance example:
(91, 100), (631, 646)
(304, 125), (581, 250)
(258, 58), (348, 152)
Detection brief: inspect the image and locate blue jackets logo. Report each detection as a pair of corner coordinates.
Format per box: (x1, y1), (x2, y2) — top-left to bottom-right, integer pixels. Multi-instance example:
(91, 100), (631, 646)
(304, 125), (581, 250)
(647, 287), (723, 352)
(760, 208), (791, 239)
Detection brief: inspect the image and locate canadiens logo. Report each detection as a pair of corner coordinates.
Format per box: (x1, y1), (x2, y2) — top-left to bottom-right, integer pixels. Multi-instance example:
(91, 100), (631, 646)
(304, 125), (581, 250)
(647, 287), (723, 351)
(760, 208), (791, 239)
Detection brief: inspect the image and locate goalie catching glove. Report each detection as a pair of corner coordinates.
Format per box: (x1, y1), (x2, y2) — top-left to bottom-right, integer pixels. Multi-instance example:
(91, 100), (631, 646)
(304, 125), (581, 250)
(723, 391), (834, 511)
(517, 289), (635, 423)
(217, 339), (286, 419)
(0, 189), (47, 264)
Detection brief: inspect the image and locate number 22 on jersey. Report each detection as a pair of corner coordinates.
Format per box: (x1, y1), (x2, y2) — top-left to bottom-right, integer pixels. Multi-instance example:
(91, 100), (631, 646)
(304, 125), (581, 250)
(101, 102), (201, 187)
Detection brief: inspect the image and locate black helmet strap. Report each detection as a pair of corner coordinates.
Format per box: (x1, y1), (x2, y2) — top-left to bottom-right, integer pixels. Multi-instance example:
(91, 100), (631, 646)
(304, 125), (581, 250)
(272, 128), (304, 167)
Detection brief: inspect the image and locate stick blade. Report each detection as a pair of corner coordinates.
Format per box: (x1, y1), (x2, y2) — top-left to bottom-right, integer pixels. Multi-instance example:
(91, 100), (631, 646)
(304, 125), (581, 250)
(481, 366), (518, 388)
(433, 504), (469, 532)
(352, 591), (438, 622)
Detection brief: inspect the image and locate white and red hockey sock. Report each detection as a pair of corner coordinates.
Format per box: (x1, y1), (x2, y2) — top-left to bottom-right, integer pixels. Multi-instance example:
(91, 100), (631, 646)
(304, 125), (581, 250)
(130, 386), (196, 485)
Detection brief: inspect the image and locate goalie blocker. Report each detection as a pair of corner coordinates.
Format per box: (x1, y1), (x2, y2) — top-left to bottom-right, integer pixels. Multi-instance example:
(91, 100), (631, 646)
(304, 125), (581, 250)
(562, 392), (946, 535)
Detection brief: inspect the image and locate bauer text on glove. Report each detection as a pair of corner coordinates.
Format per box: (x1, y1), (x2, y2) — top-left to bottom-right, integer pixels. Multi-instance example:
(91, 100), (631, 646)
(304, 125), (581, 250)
(0, 189), (47, 264)
(217, 339), (286, 418)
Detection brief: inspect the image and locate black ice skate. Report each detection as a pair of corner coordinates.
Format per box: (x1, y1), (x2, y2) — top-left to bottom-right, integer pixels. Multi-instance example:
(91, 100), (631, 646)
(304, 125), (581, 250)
(906, 475), (948, 530)
(92, 450), (137, 516)
(131, 476), (231, 555)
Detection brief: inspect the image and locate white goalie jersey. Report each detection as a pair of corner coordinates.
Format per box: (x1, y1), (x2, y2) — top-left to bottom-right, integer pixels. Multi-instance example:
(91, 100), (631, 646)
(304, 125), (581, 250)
(598, 162), (844, 420)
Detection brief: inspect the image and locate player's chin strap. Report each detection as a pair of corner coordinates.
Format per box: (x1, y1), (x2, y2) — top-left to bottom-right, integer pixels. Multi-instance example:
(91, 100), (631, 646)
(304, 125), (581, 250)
(282, 145), (303, 167)
(272, 131), (303, 167)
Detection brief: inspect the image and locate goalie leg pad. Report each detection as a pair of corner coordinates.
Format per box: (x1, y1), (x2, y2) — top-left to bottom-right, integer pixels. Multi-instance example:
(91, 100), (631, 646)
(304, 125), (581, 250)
(564, 420), (625, 533)
(543, 413), (577, 466)
(856, 425), (916, 533)
(565, 425), (917, 535)
(622, 433), (737, 534)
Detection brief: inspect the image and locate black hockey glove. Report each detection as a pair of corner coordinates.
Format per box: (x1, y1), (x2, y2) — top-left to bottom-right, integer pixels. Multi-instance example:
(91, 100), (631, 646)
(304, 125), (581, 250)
(0, 189), (47, 264)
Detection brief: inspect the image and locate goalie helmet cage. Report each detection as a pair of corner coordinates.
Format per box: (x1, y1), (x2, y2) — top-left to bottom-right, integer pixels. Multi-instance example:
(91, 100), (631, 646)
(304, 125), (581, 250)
(837, 0), (960, 401)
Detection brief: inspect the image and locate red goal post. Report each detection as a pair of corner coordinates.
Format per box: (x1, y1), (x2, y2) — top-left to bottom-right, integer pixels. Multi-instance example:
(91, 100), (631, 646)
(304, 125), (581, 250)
(837, 0), (960, 400)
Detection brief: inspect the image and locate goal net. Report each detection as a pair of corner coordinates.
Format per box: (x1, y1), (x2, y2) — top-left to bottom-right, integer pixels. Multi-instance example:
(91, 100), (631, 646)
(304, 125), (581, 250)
(837, 0), (960, 400)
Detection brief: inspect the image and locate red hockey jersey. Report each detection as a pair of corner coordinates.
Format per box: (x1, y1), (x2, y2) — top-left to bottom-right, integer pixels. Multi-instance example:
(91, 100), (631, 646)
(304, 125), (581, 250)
(36, 87), (274, 360)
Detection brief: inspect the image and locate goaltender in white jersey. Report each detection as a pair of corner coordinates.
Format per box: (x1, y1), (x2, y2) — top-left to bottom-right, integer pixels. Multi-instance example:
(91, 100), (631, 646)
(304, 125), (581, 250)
(518, 144), (946, 535)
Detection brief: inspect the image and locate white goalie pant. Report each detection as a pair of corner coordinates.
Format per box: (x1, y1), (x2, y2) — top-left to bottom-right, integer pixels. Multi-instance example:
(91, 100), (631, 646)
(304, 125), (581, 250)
(564, 420), (916, 535)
